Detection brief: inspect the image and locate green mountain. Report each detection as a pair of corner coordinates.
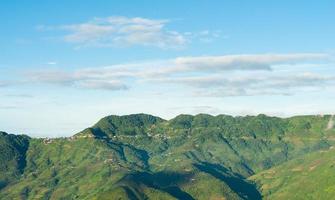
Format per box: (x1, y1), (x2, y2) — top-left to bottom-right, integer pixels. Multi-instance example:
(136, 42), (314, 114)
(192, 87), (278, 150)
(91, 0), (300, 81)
(0, 113), (334, 199)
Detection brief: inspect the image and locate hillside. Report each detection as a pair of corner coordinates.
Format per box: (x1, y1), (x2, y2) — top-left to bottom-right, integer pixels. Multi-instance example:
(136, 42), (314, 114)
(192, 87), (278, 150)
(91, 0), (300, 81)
(0, 132), (30, 190)
(0, 114), (334, 199)
(250, 145), (335, 199)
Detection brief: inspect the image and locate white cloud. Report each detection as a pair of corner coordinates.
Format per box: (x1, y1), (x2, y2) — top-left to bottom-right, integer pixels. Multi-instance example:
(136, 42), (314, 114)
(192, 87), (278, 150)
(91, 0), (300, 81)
(169, 53), (327, 73)
(0, 81), (13, 88)
(46, 62), (57, 65)
(174, 72), (335, 97)
(76, 79), (128, 90)
(23, 53), (331, 95)
(4, 94), (34, 98)
(28, 70), (75, 85)
(26, 69), (129, 91)
(59, 16), (187, 49)
(0, 105), (19, 110)
(38, 16), (223, 49)
(190, 30), (224, 43)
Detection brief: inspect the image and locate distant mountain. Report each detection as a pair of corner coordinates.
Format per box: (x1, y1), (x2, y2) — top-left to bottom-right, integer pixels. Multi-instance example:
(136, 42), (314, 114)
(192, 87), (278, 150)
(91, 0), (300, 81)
(0, 114), (334, 199)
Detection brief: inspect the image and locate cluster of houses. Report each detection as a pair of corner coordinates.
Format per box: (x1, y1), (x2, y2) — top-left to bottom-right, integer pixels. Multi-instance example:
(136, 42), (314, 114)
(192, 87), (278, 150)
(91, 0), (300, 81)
(103, 158), (116, 164)
(43, 138), (54, 144)
(42, 130), (177, 146)
(154, 134), (172, 140)
(104, 133), (173, 140)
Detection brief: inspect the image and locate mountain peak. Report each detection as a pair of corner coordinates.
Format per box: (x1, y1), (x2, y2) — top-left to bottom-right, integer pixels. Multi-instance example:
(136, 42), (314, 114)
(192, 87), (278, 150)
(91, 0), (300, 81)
(0, 131), (8, 136)
(76, 113), (165, 137)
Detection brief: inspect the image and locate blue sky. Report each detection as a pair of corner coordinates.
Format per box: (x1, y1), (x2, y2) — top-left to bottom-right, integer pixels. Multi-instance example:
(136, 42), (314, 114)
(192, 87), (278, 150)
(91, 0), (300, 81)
(1, 0), (335, 137)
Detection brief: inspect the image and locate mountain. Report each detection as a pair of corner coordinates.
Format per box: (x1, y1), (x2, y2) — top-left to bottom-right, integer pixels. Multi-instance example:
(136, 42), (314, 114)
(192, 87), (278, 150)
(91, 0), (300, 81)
(0, 113), (334, 199)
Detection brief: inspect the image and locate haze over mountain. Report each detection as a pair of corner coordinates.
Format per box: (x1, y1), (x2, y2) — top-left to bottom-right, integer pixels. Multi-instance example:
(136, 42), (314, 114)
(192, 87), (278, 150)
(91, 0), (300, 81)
(1, 113), (335, 199)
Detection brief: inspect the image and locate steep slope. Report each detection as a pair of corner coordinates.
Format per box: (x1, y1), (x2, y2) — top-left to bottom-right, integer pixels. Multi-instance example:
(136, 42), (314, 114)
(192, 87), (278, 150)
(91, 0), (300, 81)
(0, 136), (151, 199)
(250, 145), (335, 199)
(0, 132), (30, 190)
(0, 135), (242, 200)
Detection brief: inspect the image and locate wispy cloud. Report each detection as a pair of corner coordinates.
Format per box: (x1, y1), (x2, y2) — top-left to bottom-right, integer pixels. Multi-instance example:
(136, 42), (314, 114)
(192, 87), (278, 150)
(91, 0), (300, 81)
(0, 81), (11, 87)
(26, 69), (129, 91)
(168, 72), (335, 97)
(0, 105), (19, 110)
(56, 16), (187, 49)
(163, 53), (327, 74)
(22, 53), (332, 96)
(28, 70), (75, 85)
(46, 61), (57, 65)
(183, 30), (224, 43)
(38, 16), (222, 49)
(53, 53), (327, 79)
(4, 94), (34, 98)
(76, 79), (128, 90)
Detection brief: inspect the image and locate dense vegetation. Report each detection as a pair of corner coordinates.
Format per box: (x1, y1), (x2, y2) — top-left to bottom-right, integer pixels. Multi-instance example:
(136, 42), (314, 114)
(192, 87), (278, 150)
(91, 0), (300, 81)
(250, 146), (335, 199)
(0, 113), (334, 199)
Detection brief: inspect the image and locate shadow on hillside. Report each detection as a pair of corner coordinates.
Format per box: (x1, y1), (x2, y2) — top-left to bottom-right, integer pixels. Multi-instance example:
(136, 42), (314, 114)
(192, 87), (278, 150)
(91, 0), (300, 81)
(119, 171), (195, 200)
(121, 185), (141, 200)
(194, 162), (261, 200)
(0, 181), (7, 190)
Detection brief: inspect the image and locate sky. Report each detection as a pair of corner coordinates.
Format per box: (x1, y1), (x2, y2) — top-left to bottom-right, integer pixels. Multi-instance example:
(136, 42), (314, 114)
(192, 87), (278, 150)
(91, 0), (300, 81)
(1, 0), (335, 137)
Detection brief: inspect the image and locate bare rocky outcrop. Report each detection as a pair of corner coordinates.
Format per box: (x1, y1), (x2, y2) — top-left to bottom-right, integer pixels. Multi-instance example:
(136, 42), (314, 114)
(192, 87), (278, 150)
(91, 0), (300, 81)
(326, 115), (334, 130)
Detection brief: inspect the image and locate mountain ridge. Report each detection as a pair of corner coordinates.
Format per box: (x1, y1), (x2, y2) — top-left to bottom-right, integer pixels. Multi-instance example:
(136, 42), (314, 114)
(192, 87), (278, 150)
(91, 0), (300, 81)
(0, 113), (334, 199)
